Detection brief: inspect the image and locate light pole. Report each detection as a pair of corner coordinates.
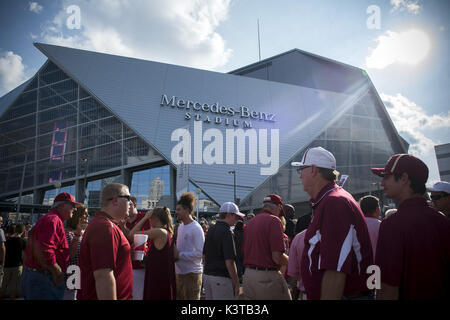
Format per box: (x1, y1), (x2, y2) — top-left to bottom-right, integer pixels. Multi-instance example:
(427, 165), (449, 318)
(82, 158), (88, 203)
(16, 152), (28, 223)
(228, 170), (236, 204)
(195, 188), (201, 221)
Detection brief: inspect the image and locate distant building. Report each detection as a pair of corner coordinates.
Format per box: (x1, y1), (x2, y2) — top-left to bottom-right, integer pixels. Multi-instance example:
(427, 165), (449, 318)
(435, 143), (450, 182)
(146, 177), (164, 209)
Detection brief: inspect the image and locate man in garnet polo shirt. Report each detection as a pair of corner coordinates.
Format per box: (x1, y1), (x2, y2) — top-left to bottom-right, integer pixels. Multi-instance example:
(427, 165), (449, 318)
(242, 194), (291, 300)
(78, 183), (133, 300)
(372, 154), (450, 299)
(22, 192), (81, 300)
(291, 147), (373, 300)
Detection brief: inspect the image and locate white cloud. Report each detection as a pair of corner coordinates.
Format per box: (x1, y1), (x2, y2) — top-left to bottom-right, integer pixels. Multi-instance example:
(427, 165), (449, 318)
(366, 29), (431, 69)
(390, 0), (422, 14)
(381, 93), (450, 133)
(39, 0), (232, 70)
(29, 1), (43, 14)
(0, 51), (29, 97)
(381, 93), (449, 185)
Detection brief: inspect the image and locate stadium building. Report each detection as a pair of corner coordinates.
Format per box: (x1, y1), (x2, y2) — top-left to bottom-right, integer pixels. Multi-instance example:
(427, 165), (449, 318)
(0, 43), (407, 223)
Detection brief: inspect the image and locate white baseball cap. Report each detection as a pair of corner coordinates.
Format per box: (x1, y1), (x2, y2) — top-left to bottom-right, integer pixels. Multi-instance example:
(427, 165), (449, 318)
(427, 181), (450, 194)
(291, 146), (337, 170)
(219, 202), (245, 217)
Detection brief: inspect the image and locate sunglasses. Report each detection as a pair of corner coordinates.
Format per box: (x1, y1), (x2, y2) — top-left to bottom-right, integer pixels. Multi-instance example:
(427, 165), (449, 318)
(109, 194), (133, 202)
(430, 194), (448, 201)
(296, 166), (311, 174)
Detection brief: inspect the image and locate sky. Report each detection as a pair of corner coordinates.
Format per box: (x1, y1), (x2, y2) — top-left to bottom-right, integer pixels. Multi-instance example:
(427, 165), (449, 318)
(0, 0), (449, 187)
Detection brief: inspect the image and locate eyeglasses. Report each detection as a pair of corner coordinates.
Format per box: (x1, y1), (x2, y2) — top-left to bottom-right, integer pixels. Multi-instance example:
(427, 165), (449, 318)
(430, 194), (448, 201)
(109, 194), (132, 202)
(296, 166), (311, 174)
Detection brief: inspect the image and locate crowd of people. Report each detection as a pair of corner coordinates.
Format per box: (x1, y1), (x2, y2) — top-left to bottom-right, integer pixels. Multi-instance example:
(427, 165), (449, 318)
(0, 147), (449, 300)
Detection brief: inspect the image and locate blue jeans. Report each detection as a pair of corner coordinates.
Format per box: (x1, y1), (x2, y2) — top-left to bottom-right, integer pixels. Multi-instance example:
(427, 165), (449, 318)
(22, 268), (65, 300)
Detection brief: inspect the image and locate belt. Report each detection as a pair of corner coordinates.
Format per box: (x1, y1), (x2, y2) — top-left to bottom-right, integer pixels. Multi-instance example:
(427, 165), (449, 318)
(247, 266), (279, 271)
(24, 266), (51, 275)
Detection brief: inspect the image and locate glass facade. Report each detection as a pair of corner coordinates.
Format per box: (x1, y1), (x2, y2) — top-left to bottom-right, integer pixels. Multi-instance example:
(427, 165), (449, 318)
(240, 91), (398, 210)
(0, 54), (404, 218)
(0, 61), (160, 202)
(43, 184), (76, 205)
(130, 166), (171, 210)
(187, 181), (220, 214)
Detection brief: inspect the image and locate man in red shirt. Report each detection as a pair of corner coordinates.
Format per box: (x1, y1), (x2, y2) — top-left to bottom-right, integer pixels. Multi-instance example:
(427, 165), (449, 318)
(372, 154), (450, 299)
(242, 194), (291, 300)
(22, 192), (81, 300)
(291, 147), (373, 300)
(78, 183), (134, 300)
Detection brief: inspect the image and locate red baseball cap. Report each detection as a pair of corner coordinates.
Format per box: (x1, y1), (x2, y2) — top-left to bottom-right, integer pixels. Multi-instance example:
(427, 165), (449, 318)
(371, 154), (428, 183)
(54, 192), (82, 206)
(263, 194), (285, 217)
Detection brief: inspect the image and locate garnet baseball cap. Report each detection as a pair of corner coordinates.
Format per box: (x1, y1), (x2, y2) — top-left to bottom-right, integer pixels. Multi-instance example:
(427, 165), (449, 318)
(54, 192), (82, 206)
(427, 181), (450, 194)
(371, 154), (429, 183)
(219, 202), (245, 218)
(291, 147), (336, 170)
(263, 194), (285, 217)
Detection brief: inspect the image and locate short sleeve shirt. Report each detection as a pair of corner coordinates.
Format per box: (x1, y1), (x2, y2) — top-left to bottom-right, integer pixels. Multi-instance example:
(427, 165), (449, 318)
(243, 211), (285, 269)
(23, 210), (69, 271)
(300, 183), (373, 300)
(78, 211), (133, 300)
(5, 237), (27, 268)
(287, 230), (306, 291)
(375, 197), (450, 299)
(203, 220), (236, 278)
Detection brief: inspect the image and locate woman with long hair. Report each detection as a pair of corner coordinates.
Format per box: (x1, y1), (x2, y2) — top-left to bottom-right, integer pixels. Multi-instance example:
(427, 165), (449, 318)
(130, 206), (178, 300)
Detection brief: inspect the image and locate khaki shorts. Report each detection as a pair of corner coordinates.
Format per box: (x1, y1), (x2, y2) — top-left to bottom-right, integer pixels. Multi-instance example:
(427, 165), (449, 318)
(242, 268), (292, 300)
(203, 274), (235, 300)
(1, 266), (23, 296)
(176, 273), (202, 300)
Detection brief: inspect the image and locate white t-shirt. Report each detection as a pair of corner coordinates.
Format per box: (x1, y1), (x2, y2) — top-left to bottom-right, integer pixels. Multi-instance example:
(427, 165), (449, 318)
(365, 217), (381, 260)
(175, 220), (205, 274)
